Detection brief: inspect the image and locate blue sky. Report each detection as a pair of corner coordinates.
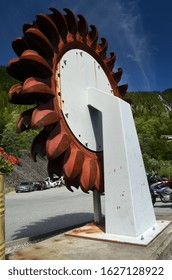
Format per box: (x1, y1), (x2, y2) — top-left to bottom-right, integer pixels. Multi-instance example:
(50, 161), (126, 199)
(0, 0), (172, 92)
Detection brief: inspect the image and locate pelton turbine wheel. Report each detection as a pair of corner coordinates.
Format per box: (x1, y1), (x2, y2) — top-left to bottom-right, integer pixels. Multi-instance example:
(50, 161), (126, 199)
(7, 8), (128, 193)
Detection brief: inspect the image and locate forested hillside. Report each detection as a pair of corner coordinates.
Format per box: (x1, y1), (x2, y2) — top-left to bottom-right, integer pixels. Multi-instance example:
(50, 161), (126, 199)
(0, 65), (39, 156)
(125, 90), (172, 176)
(1, 65), (172, 177)
(162, 88), (172, 104)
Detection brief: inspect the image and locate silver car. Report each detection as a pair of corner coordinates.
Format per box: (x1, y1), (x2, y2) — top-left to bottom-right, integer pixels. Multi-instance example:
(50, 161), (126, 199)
(15, 182), (35, 193)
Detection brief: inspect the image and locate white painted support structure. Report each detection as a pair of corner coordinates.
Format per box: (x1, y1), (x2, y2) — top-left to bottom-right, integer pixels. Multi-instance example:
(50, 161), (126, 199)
(93, 190), (102, 224)
(87, 87), (170, 245)
(59, 49), (170, 245)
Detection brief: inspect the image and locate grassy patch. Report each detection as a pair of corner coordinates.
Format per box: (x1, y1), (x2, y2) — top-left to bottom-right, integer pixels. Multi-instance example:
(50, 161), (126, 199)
(5, 185), (15, 194)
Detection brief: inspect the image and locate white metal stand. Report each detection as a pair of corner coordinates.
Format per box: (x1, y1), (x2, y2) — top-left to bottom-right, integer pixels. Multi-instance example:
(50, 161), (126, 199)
(59, 49), (170, 245)
(87, 87), (170, 245)
(93, 190), (102, 224)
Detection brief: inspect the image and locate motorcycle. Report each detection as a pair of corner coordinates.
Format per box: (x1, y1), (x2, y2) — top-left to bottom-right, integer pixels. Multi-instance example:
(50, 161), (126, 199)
(149, 181), (172, 204)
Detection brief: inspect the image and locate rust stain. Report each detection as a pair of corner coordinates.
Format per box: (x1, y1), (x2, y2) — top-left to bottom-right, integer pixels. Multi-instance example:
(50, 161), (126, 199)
(34, 246), (42, 250)
(15, 251), (24, 256)
(66, 223), (104, 236)
(53, 238), (60, 242)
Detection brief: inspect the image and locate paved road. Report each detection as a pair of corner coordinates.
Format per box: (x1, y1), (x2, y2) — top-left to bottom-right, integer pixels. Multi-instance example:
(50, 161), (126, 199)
(5, 187), (105, 242)
(5, 188), (172, 242)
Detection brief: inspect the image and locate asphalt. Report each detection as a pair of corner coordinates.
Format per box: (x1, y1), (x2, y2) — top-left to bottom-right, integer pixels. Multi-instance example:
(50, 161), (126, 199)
(6, 210), (172, 260)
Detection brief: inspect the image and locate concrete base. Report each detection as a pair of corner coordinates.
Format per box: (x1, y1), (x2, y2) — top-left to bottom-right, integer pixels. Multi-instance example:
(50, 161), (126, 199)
(65, 220), (171, 246)
(6, 217), (172, 260)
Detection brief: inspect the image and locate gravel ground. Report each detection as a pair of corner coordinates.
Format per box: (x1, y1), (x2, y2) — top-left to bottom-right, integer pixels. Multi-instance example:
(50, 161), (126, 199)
(5, 238), (46, 258)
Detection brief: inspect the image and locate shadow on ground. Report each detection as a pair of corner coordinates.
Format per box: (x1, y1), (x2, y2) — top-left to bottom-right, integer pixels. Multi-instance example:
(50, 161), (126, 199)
(10, 212), (94, 241)
(154, 203), (172, 209)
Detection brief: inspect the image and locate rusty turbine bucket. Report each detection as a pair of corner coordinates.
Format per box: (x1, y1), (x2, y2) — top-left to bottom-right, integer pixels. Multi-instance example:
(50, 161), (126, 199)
(7, 8), (128, 193)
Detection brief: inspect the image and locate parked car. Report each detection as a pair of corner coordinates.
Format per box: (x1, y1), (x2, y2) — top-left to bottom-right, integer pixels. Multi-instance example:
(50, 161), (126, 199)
(15, 182), (35, 193)
(34, 180), (48, 191)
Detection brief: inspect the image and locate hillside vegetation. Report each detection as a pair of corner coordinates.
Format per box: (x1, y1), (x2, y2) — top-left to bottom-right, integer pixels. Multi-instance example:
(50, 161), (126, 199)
(1, 65), (172, 180)
(0, 66), (39, 156)
(125, 90), (172, 176)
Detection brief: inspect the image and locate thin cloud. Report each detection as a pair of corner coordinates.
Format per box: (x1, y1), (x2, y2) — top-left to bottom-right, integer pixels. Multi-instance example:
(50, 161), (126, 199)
(75, 0), (155, 91)
(102, 0), (155, 91)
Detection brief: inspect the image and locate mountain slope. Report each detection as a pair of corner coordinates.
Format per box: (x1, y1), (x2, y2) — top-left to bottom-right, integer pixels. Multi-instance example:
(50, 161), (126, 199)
(125, 91), (172, 115)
